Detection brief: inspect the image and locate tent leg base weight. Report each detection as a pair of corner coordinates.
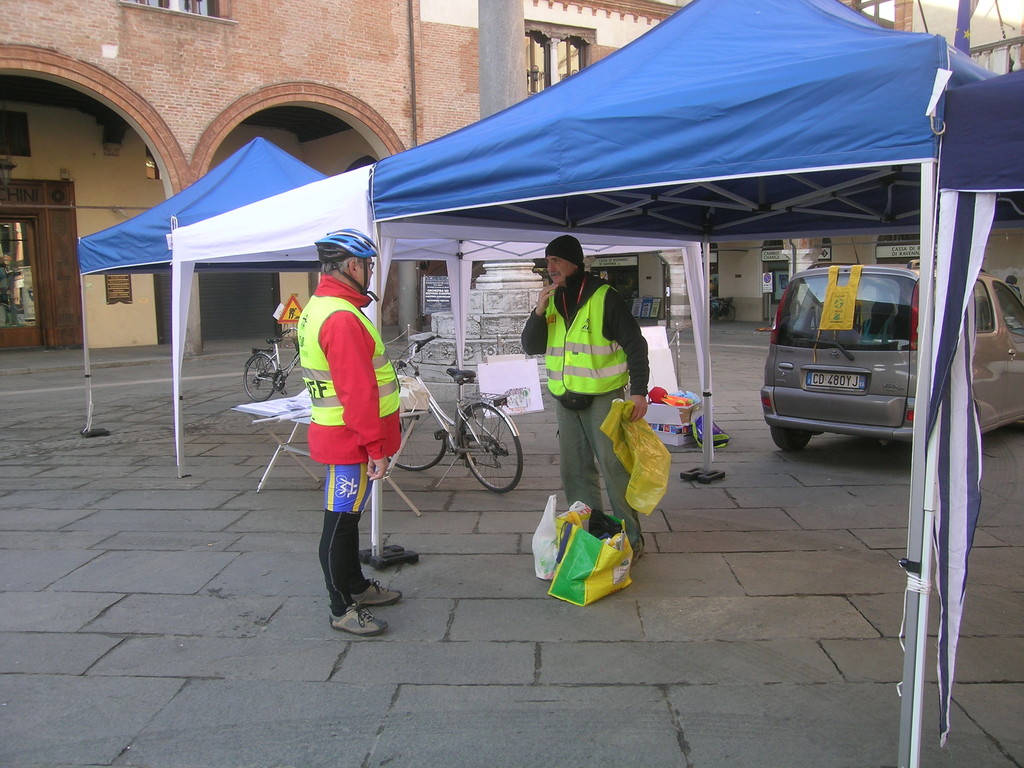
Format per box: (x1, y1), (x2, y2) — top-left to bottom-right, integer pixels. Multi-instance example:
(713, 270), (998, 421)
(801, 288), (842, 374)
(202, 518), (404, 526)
(680, 468), (726, 484)
(359, 544), (419, 569)
(81, 427), (110, 438)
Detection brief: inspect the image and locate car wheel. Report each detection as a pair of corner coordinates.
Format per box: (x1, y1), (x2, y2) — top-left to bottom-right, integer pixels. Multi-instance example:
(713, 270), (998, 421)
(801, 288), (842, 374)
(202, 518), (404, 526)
(770, 426), (813, 451)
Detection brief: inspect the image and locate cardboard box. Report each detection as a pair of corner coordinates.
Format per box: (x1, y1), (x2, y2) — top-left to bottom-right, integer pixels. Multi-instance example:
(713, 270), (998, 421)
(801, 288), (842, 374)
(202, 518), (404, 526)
(645, 402), (696, 446)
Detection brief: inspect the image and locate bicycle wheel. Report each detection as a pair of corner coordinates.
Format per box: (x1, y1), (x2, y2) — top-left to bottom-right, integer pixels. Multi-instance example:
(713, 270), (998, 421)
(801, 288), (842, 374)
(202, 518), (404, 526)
(243, 352), (277, 401)
(723, 303), (737, 321)
(462, 401), (523, 493)
(394, 410), (448, 471)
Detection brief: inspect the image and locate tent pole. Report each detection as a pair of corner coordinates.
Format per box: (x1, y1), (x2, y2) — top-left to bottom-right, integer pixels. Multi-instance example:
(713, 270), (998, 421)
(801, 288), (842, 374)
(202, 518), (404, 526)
(897, 159), (939, 768)
(359, 222), (419, 569)
(170, 251), (193, 479)
(79, 275), (110, 438)
(701, 239), (714, 473)
(679, 240), (723, 484)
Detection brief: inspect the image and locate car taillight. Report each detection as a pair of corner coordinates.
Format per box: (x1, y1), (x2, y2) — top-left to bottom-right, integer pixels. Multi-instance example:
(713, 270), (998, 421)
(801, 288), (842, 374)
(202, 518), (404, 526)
(770, 285), (790, 344)
(761, 393), (772, 409)
(910, 281), (919, 351)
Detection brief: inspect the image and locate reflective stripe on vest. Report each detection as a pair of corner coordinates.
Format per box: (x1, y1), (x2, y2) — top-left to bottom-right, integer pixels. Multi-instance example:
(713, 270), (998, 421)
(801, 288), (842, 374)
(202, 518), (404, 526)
(543, 284), (628, 396)
(296, 295), (400, 426)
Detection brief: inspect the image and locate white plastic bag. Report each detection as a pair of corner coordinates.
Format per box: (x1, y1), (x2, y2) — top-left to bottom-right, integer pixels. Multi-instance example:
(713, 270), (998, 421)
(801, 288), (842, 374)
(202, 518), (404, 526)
(532, 494), (559, 580)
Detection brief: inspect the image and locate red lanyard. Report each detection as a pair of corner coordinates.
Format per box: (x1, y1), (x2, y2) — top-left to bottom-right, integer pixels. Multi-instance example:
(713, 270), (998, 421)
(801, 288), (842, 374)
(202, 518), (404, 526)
(561, 275), (586, 320)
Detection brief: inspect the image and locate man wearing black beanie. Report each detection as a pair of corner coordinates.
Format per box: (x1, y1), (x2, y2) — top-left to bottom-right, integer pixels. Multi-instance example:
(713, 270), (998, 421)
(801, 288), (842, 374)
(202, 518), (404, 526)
(521, 234), (650, 557)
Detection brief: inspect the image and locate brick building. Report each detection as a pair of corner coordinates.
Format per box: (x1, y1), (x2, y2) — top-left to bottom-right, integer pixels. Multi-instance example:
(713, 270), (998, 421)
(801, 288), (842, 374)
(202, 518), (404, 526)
(1, 0), (1020, 349)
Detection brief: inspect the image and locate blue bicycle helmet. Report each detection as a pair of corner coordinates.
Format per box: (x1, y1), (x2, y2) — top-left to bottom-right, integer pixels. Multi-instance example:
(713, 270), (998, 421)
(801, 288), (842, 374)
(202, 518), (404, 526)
(315, 229), (378, 263)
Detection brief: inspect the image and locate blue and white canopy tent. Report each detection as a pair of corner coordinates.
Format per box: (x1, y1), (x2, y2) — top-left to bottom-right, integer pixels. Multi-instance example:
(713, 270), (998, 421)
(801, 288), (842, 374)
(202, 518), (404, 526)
(79, 137), (326, 274)
(371, 0), (988, 490)
(75, 138), (326, 436)
(370, 0), (992, 764)
(168, 1), (994, 761)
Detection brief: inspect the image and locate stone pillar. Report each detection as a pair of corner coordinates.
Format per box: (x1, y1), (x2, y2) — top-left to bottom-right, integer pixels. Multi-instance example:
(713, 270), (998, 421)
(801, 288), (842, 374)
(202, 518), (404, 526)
(184, 272), (203, 357)
(478, 0), (526, 118)
(659, 249), (692, 336)
(429, 261), (543, 363)
(396, 260), (419, 333)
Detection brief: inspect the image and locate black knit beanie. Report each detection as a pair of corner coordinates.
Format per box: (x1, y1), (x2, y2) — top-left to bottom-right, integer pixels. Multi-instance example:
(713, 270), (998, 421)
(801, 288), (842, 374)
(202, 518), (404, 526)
(545, 235), (585, 268)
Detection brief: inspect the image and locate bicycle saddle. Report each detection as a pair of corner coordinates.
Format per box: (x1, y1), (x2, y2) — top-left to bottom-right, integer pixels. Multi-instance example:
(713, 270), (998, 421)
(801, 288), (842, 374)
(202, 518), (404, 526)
(445, 367), (477, 385)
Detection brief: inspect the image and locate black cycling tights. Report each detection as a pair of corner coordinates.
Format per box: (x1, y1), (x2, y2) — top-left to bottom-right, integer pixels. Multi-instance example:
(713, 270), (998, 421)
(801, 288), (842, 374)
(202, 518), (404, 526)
(318, 510), (370, 615)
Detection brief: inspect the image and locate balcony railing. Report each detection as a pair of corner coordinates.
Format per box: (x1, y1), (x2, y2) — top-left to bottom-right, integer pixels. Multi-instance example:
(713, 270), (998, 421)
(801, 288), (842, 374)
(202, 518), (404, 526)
(971, 35), (1023, 74)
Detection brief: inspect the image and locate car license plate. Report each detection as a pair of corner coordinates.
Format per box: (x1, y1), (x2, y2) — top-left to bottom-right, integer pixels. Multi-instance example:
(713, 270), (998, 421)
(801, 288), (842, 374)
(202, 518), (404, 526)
(805, 371), (865, 391)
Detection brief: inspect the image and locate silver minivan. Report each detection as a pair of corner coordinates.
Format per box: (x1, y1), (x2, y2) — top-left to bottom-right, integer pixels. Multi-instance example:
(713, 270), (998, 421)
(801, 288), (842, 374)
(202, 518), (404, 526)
(760, 264), (1024, 450)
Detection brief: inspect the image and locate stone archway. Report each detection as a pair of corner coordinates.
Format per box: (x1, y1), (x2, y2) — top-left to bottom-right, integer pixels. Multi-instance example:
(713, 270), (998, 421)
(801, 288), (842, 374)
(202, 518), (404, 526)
(0, 45), (189, 191)
(191, 82), (406, 177)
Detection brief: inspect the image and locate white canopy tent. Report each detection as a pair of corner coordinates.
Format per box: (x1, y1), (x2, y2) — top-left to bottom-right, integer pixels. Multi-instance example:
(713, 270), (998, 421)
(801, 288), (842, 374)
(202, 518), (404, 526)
(170, 166), (695, 478)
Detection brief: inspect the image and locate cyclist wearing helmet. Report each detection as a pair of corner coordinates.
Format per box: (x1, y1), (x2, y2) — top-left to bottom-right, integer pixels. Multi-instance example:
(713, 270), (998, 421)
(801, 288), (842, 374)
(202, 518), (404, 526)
(297, 228), (402, 636)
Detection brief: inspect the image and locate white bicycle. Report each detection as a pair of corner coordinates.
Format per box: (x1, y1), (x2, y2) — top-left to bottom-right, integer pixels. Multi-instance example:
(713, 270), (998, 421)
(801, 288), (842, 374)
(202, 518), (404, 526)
(392, 333), (524, 493)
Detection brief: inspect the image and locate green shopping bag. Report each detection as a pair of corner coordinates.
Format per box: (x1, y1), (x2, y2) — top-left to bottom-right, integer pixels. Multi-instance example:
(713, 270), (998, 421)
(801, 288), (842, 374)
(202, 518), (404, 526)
(547, 515), (633, 606)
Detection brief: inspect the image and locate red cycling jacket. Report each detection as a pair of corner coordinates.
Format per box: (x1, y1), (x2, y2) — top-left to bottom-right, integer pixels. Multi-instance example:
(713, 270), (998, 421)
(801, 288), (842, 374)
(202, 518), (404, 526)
(303, 273), (402, 466)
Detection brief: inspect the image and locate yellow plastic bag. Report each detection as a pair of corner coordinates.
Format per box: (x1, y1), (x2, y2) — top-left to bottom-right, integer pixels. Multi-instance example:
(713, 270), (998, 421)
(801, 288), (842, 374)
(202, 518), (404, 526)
(599, 399), (670, 515)
(818, 265), (863, 330)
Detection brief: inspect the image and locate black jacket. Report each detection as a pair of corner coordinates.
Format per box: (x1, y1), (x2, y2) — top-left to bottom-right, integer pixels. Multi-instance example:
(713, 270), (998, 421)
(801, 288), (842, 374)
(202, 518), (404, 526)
(521, 271), (649, 396)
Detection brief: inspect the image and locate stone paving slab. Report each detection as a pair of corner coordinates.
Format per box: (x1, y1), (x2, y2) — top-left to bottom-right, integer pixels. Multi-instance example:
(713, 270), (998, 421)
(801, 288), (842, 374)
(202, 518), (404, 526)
(333, 640), (537, 684)
(784, 504), (908, 529)
(222, 506), (324, 533)
(98, 530), (244, 551)
(0, 591), (124, 632)
(196, 551), (323, 597)
(89, 634), (345, 681)
(0, 530), (111, 549)
(822, 636), (1024, 685)
(83, 488), (243, 510)
(123, 679), (394, 768)
(954, 683), (1024, 765)
(637, 595), (878, 641)
(380, 553), (548, 599)
(656, 527), (865, 552)
(0, 674), (184, 766)
(50, 549), (240, 594)
(0, 507), (97, 530)
(541, 639), (842, 685)
(369, 684), (687, 768)
(65, 508), (247, 532)
(661, 507), (798, 531)
(0, 631), (121, 674)
(726, 549), (904, 595)
(0, 549), (100, 591)
(668, 681), (1016, 767)
(968, 546), (1024, 591)
(83, 593), (285, 637)
(449, 596), (645, 641)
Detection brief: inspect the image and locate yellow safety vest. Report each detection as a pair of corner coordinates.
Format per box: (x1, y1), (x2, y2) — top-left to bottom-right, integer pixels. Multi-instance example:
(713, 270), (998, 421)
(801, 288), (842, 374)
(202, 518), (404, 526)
(297, 296), (400, 426)
(544, 284), (629, 396)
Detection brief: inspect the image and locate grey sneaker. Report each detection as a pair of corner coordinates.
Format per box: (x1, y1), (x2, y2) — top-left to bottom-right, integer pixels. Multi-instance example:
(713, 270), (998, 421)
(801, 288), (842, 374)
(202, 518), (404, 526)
(353, 580), (402, 606)
(330, 605), (387, 636)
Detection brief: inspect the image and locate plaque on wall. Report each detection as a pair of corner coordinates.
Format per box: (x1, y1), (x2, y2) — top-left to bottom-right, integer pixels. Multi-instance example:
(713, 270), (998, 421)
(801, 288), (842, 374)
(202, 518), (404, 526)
(105, 274), (133, 305)
(421, 275), (452, 314)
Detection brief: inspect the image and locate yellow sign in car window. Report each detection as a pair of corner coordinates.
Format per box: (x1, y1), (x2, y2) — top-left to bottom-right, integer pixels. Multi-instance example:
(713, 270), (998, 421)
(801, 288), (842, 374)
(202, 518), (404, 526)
(818, 265), (862, 330)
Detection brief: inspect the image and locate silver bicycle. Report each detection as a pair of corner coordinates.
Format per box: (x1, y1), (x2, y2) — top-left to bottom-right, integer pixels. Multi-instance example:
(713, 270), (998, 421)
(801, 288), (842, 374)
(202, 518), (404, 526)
(243, 328), (301, 401)
(392, 332), (524, 493)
